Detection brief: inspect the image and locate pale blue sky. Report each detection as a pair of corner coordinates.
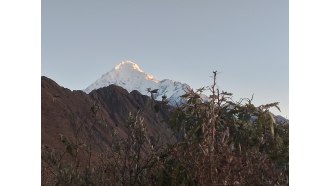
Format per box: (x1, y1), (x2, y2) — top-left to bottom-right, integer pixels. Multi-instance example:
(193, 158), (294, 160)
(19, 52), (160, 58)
(42, 0), (288, 117)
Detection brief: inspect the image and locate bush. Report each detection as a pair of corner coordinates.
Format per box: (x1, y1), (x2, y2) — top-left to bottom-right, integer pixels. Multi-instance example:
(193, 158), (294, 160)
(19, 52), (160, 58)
(158, 71), (288, 185)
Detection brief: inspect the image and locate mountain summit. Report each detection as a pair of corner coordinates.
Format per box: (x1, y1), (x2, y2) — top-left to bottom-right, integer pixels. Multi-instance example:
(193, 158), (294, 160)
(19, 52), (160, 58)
(114, 61), (148, 74)
(84, 60), (190, 105)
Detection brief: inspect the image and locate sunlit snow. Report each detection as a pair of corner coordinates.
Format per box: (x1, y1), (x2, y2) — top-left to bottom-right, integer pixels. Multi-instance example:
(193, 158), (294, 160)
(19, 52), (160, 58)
(85, 60), (190, 105)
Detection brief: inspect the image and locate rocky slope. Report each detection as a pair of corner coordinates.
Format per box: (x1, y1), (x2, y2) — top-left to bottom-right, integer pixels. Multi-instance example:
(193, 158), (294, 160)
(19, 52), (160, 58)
(42, 76), (175, 159)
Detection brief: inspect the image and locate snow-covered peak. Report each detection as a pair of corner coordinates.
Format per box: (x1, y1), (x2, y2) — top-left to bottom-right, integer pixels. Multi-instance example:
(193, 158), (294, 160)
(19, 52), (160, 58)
(112, 60), (157, 82)
(114, 60), (144, 73)
(84, 61), (190, 105)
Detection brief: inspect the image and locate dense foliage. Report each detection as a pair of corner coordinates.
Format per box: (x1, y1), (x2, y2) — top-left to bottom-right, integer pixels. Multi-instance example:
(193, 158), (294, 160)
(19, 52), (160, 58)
(42, 72), (288, 185)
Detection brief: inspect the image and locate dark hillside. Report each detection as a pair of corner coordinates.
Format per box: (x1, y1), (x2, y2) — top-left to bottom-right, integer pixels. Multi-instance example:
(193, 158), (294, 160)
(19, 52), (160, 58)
(42, 76), (175, 164)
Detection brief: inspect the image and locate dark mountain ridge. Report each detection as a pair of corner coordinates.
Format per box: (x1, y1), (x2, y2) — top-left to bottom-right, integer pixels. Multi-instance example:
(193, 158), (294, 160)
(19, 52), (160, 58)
(42, 76), (175, 159)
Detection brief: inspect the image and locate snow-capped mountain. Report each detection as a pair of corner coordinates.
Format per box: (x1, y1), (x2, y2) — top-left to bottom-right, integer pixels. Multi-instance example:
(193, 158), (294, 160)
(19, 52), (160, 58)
(84, 60), (288, 124)
(84, 61), (191, 105)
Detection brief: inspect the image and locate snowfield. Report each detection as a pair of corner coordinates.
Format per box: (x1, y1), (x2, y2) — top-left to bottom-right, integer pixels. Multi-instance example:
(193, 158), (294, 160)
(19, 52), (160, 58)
(84, 60), (191, 105)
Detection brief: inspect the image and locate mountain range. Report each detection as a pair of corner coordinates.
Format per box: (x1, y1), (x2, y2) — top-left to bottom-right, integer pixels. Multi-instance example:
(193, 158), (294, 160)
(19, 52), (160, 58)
(84, 60), (287, 123)
(42, 61), (287, 151)
(42, 61), (288, 185)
